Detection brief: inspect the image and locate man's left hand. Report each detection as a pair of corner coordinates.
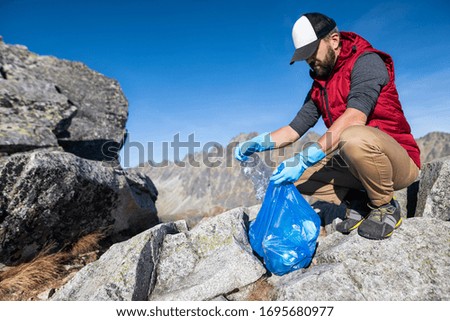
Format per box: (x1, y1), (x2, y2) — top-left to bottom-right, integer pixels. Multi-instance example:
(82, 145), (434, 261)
(270, 143), (326, 185)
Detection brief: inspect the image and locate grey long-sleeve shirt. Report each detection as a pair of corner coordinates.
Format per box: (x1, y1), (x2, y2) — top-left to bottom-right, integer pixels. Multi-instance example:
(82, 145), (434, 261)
(289, 52), (389, 137)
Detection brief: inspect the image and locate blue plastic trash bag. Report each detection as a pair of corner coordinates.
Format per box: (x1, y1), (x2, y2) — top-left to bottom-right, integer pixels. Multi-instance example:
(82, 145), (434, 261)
(248, 180), (321, 276)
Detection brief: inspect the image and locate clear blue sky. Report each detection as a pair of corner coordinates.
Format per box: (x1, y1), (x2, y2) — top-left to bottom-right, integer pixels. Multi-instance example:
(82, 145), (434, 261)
(1, 0), (449, 167)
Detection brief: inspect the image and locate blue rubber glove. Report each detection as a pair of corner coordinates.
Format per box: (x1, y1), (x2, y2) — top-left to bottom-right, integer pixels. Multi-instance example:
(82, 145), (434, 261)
(270, 143), (326, 185)
(235, 132), (275, 162)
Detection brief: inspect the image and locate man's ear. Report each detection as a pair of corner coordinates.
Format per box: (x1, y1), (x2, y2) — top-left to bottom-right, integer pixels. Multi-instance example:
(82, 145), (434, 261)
(329, 33), (340, 50)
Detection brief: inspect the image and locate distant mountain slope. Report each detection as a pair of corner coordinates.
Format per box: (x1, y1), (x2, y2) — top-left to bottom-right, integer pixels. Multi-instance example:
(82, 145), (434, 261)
(139, 131), (449, 225)
(138, 131), (320, 225)
(416, 132), (450, 163)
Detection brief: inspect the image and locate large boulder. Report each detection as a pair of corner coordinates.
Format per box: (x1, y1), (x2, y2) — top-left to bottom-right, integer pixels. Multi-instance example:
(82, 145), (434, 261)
(270, 217), (450, 300)
(0, 150), (158, 265)
(51, 222), (182, 301)
(0, 39), (127, 161)
(51, 208), (266, 301)
(148, 207), (266, 300)
(415, 157), (450, 221)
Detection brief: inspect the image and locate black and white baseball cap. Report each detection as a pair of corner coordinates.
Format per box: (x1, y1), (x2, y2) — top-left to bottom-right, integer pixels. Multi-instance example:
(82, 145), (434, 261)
(290, 13), (337, 65)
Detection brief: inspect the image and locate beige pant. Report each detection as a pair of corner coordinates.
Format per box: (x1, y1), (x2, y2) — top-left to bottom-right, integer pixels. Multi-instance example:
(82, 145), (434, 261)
(295, 126), (419, 207)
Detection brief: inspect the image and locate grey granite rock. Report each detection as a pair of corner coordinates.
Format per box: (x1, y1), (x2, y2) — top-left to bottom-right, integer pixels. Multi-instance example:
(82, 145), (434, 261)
(272, 217), (450, 300)
(51, 222), (179, 301)
(149, 208), (266, 300)
(0, 40), (127, 161)
(0, 151), (158, 265)
(415, 157), (450, 221)
(244, 204), (262, 222)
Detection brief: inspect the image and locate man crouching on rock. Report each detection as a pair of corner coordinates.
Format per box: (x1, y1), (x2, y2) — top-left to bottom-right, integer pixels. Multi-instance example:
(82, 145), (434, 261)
(235, 13), (420, 240)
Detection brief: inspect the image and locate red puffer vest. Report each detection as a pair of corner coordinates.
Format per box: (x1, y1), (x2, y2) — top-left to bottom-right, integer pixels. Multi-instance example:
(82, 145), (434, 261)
(310, 32), (421, 168)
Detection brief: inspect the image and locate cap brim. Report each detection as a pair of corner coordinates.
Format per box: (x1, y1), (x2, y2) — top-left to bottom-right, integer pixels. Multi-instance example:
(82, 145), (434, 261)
(290, 39), (320, 65)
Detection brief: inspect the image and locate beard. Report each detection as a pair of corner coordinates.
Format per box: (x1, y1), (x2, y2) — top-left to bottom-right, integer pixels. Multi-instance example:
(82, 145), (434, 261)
(309, 45), (336, 79)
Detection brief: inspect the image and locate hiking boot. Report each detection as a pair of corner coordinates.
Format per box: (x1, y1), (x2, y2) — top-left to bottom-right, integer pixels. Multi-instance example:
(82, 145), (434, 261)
(357, 199), (402, 240)
(335, 190), (370, 234)
(335, 208), (369, 234)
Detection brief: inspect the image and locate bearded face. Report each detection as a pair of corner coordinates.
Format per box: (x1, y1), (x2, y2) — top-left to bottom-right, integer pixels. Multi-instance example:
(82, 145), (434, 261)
(307, 42), (337, 79)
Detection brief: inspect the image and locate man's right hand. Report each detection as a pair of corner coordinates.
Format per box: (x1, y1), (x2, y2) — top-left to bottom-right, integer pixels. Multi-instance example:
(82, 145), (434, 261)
(235, 132), (274, 162)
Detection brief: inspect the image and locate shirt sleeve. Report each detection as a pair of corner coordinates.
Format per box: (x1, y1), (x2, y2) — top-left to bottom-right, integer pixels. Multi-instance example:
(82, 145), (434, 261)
(289, 90), (321, 137)
(347, 52), (390, 116)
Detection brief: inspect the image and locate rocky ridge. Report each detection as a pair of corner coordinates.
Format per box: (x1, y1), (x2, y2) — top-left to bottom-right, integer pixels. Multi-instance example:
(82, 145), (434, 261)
(52, 156), (450, 300)
(416, 131), (450, 164)
(0, 39), (158, 266)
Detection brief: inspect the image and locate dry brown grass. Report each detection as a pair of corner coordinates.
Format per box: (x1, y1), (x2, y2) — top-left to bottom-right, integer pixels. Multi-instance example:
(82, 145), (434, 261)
(0, 231), (104, 301)
(69, 231), (104, 257)
(246, 277), (276, 301)
(0, 248), (68, 300)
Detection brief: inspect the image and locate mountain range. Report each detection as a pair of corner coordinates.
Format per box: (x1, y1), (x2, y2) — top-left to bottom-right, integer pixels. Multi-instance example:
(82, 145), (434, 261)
(139, 131), (450, 225)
